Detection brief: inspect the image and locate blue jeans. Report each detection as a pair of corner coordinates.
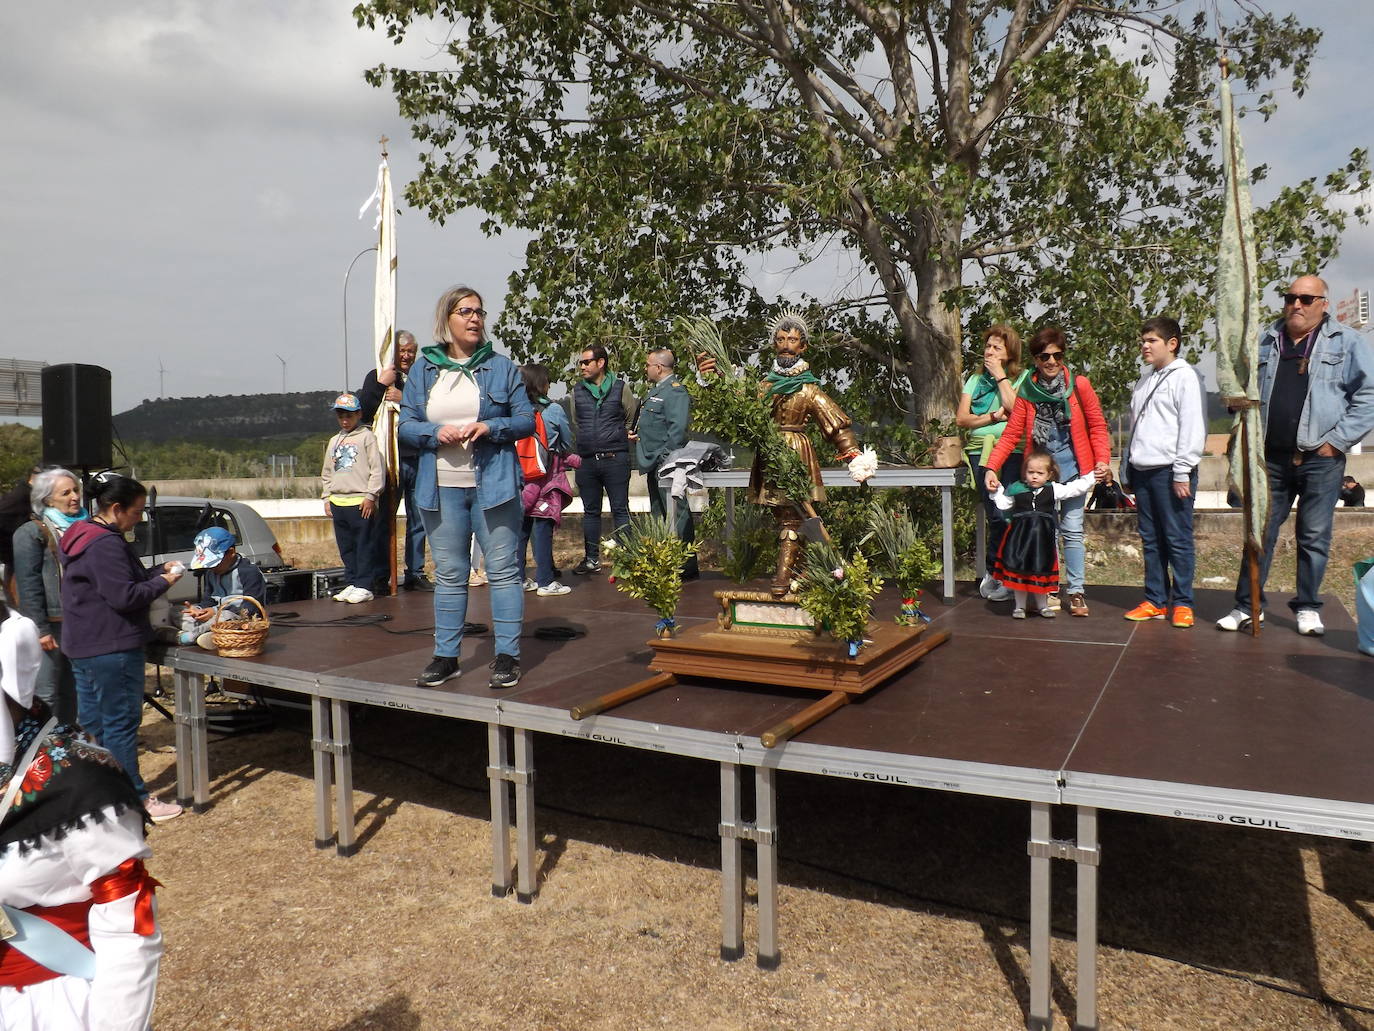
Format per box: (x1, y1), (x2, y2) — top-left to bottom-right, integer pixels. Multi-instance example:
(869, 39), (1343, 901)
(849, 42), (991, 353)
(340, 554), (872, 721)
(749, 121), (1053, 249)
(1131, 464), (1198, 608)
(421, 488), (523, 659)
(35, 624), (79, 726)
(1234, 451), (1345, 613)
(520, 517), (556, 588)
(331, 503), (380, 589)
(399, 455), (427, 582)
(575, 454), (632, 560)
(71, 648), (148, 797)
(972, 450), (1022, 574)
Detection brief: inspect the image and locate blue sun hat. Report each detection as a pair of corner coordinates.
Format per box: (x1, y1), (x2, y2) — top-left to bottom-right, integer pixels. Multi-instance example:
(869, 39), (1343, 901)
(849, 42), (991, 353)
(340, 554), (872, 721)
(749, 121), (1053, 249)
(332, 392), (362, 412)
(191, 526), (237, 569)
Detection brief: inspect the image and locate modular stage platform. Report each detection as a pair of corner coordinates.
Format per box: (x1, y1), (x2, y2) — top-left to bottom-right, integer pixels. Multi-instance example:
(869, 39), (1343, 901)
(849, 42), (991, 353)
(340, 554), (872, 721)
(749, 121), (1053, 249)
(164, 574), (1374, 1030)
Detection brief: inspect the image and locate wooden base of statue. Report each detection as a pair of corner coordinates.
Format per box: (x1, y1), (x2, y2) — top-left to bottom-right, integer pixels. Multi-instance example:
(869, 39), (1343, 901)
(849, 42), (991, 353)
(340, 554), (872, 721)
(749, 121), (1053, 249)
(569, 589), (950, 747)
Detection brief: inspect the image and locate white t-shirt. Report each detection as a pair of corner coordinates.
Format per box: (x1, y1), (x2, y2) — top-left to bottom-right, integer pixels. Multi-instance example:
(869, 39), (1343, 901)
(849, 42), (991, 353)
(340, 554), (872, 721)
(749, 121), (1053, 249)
(427, 371), (481, 488)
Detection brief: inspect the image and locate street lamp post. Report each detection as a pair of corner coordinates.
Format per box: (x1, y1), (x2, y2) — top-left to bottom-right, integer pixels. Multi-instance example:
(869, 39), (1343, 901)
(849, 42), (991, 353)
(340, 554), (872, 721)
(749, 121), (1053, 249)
(342, 245), (378, 389)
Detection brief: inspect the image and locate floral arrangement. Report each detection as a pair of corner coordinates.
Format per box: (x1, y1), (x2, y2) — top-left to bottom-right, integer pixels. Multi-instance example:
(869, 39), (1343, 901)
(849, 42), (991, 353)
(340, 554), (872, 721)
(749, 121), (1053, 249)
(677, 314), (814, 508)
(602, 514), (700, 636)
(793, 540), (883, 656)
(863, 505), (939, 625)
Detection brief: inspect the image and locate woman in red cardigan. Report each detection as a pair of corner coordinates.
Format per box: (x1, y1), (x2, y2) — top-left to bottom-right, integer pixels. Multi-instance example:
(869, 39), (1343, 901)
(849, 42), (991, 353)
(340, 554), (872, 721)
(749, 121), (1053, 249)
(984, 327), (1112, 616)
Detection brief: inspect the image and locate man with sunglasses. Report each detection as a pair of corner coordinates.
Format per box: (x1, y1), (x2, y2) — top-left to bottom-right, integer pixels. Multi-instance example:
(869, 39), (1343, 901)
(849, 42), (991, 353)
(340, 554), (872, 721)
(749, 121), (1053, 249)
(1218, 275), (1374, 636)
(567, 345), (639, 574)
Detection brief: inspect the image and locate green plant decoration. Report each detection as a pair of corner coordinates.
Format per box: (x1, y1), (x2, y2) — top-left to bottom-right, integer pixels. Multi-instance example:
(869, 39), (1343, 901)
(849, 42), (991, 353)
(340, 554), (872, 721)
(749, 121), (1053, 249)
(864, 506), (939, 625)
(794, 540), (883, 656)
(603, 513), (700, 636)
(718, 500), (777, 584)
(678, 315), (814, 508)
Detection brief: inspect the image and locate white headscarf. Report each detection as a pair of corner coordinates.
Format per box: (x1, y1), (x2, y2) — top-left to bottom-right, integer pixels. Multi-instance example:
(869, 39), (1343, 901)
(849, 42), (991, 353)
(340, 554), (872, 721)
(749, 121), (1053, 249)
(0, 609), (43, 767)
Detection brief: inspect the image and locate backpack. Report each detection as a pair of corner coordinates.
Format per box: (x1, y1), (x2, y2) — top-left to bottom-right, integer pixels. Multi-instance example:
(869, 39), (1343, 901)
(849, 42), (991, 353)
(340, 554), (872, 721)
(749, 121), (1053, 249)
(516, 409), (550, 479)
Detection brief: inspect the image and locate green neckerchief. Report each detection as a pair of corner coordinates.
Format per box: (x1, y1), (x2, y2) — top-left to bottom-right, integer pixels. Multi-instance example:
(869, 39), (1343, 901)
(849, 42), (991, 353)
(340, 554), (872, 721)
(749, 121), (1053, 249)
(1005, 481), (1031, 496)
(422, 341), (494, 380)
(584, 374), (616, 405)
(969, 372), (1001, 415)
(1018, 368), (1072, 416)
(764, 369), (821, 396)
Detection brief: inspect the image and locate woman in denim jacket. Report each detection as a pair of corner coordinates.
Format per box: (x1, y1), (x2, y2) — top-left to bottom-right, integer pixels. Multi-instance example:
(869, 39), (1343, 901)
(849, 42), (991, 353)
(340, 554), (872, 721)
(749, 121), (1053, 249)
(400, 286), (534, 689)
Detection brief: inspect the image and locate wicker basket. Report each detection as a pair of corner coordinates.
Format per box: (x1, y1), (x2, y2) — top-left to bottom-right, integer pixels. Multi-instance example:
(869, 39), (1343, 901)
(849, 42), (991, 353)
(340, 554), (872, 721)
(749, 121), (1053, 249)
(209, 595), (270, 657)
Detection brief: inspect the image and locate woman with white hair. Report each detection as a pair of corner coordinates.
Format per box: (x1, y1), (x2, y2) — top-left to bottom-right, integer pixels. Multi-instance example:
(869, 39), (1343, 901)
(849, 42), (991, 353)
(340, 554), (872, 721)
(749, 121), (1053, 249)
(10, 468), (84, 724)
(0, 599), (164, 1029)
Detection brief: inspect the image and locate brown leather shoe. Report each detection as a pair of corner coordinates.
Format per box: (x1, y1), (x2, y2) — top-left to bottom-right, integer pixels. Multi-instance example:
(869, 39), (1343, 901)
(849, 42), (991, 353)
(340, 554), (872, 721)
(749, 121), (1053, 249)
(1068, 592), (1089, 617)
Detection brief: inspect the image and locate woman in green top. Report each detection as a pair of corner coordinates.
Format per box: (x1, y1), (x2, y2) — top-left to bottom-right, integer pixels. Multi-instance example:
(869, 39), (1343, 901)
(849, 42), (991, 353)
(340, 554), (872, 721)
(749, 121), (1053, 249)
(957, 325), (1028, 601)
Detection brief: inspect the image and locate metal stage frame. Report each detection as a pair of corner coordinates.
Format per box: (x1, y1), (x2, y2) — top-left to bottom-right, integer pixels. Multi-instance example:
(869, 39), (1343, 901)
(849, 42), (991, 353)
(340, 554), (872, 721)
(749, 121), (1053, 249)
(166, 581), (1374, 1031)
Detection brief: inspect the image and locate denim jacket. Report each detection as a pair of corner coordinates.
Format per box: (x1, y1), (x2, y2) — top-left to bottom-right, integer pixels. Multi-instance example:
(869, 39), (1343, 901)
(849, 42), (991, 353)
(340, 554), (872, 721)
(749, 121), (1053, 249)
(1257, 315), (1374, 453)
(398, 349), (535, 512)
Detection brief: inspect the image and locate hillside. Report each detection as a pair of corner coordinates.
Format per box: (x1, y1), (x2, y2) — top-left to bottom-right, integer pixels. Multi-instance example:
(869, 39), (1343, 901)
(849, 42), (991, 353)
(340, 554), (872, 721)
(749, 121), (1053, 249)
(114, 392), (338, 442)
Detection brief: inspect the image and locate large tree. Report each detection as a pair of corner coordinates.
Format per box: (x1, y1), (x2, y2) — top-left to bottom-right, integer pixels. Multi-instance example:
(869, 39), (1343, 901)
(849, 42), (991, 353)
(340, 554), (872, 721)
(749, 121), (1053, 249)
(356, 0), (1366, 419)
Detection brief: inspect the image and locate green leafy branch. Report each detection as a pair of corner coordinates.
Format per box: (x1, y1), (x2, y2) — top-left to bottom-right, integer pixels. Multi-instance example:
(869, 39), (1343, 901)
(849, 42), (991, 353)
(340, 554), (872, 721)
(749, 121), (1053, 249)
(794, 540), (883, 646)
(603, 514), (699, 621)
(862, 506), (939, 601)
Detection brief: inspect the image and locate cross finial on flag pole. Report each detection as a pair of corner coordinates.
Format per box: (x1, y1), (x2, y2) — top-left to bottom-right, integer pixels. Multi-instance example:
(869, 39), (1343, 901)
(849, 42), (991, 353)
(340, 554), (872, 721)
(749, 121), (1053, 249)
(379, 134), (389, 157)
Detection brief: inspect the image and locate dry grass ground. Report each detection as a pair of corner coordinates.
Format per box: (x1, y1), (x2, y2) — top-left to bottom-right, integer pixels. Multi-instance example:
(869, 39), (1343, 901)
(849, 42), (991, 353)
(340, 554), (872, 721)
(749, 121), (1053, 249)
(136, 514), (1374, 1030)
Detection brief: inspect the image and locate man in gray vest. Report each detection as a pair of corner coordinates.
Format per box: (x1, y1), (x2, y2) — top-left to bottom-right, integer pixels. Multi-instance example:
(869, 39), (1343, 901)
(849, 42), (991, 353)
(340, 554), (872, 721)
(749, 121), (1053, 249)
(568, 344), (639, 574)
(632, 348), (697, 579)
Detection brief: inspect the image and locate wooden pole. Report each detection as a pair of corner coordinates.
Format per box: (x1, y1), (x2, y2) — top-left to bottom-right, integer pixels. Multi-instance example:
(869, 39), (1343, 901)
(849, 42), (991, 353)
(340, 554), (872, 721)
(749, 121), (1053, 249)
(570, 672), (677, 720)
(761, 690), (849, 749)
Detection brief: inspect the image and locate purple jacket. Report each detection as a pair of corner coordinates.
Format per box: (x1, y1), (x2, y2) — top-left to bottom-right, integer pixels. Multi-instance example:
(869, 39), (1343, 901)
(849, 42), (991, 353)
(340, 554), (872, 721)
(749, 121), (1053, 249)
(57, 520), (171, 660)
(521, 452), (581, 527)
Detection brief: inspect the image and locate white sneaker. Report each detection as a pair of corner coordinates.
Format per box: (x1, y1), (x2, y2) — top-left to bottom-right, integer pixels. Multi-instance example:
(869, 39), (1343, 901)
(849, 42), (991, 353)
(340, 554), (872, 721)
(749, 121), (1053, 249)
(1012, 608), (1026, 619)
(144, 797), (183, 823)
(346, 587), (374, 604)
(1216, 608), (1263, 632)
(523, 578), (538, 592)
(332, 586), (352, 602)
(1296, 609), (1325, 636)
(1044, 593), (1061, 611)
(537, 581), (571, 596)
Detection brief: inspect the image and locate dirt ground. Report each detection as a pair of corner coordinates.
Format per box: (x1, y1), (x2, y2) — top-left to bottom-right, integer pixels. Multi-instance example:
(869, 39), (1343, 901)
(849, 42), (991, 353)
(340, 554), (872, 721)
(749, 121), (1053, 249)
(136, 517), (1374, 1030)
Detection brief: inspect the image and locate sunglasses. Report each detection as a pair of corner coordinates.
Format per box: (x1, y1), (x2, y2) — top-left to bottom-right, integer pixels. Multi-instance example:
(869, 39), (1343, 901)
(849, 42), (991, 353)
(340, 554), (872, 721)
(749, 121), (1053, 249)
(1283, 293), (1326, 307)
(1035, 351), (1065, 363)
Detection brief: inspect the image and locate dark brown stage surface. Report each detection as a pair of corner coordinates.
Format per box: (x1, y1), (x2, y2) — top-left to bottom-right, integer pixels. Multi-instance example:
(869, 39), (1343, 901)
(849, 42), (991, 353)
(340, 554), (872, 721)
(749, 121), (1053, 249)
(173, 571), (1374, 835)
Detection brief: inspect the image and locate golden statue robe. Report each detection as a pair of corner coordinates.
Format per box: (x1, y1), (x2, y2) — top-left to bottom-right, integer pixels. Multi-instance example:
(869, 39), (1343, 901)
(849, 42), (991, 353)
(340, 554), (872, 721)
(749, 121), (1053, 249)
(749, 382), (859, 507)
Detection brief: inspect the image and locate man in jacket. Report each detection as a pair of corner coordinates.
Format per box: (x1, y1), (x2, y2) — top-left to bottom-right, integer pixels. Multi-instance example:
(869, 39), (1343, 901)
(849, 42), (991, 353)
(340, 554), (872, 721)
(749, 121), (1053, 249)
(632, 348), (697, 579)
(1218, 274), (1374, 636)
(567, 345), (639, 574)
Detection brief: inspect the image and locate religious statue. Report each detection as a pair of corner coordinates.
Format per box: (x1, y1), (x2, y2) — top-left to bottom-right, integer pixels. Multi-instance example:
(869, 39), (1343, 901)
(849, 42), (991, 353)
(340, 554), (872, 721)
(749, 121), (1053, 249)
(698, 309), (871, 596)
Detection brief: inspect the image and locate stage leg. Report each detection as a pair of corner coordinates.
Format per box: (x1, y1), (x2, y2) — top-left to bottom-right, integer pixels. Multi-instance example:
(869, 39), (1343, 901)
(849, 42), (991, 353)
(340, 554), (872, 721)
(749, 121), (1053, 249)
(310, 696), (334, 849)
(755, 764), (780, 970)
(941, 484), (956, 604)
(1075, 807), (1100, 1031)
(1028, 802), (1052, 1030)
(332, 699), (356, 857)
(719, 762), (744, 961)
(189, 668), (210, 812)
(513, 729), (536, 904)
(489, 725), (512, 897)
(172, 670), (199, 808)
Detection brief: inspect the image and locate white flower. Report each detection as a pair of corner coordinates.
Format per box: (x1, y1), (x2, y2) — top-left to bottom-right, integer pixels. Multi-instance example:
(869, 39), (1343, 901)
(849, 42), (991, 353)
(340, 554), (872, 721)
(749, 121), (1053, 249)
(832, 568), (845, 580)
(848, 446), (878, 484)
(602, 539), (618, 552)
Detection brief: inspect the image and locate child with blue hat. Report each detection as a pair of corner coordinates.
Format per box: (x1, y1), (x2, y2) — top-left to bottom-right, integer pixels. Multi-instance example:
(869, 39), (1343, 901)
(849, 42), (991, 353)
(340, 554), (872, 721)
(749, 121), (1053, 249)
(178, 526), (268, 647)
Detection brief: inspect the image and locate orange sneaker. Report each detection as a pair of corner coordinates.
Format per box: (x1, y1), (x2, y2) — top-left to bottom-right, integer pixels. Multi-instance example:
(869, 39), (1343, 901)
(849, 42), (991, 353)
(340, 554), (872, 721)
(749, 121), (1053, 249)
(1171, 605), (1195, 628)
(1124, 601), (1167, 621)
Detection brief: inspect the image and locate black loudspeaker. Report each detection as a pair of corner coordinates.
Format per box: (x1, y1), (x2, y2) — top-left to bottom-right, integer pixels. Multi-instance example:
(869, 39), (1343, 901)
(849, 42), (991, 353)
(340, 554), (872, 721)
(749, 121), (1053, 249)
(42, 364), (113, 470)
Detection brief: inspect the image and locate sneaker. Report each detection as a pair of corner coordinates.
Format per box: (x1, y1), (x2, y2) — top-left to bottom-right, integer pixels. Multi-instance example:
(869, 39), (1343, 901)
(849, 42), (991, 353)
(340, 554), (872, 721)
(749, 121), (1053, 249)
(401, 576), (434, 592)
(1044, 593), (1061, 611)
(489, 653), (521, 689)
(1216, 608), (1263, 632)
(468, 569), (488, 587)
(1124, 601), (1167, 622)
(1038, 605), (1057, 618)
(1171, 605), (1195, 629)
(523, 578), (538, 592)
(332, 586), (353, 602)
(144, 798), (183, 824)
(572, 558), (601, 575)
(1296, 609), (1325, 636)
(417, 655), (460, 687)
(177, 629), (199, 645)
(1067, 593), (1089, 617)
(1012, 608), (1026, 620)
(537, 581), (571, 596)
(986, 583), (1012, 603)
(346, 587), (374, 604)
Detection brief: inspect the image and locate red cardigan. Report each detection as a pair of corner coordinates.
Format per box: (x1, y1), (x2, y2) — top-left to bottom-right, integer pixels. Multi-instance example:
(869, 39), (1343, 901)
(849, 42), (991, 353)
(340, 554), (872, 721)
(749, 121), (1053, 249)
(986, 372), (1111, 477)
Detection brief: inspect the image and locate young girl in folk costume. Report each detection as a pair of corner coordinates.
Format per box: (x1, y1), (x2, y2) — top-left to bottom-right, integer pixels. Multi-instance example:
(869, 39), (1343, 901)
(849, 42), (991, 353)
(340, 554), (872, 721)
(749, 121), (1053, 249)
(517, 364), (581, 597)
(991, 450), (1096, 619)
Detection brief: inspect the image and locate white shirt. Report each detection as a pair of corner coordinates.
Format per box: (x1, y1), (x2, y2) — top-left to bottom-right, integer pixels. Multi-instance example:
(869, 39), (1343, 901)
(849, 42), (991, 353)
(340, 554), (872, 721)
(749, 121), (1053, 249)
(427, 370), (481, 488)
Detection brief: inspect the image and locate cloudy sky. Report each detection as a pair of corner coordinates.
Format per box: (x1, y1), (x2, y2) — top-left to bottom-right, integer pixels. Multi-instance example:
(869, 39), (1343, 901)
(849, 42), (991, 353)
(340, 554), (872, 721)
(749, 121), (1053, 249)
(0, 1), (1369, 416)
